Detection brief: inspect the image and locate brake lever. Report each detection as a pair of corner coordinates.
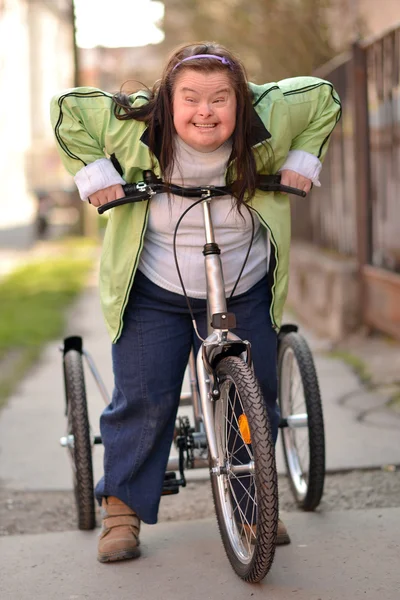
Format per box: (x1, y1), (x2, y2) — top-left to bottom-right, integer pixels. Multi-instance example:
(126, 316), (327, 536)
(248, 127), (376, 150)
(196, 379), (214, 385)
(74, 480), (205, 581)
(97, 182), (157, 214)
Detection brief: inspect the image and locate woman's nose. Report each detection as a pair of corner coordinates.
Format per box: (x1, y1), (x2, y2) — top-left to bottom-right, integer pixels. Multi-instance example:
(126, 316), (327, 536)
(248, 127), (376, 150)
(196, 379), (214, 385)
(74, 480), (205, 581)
(197, 102), (213, 117)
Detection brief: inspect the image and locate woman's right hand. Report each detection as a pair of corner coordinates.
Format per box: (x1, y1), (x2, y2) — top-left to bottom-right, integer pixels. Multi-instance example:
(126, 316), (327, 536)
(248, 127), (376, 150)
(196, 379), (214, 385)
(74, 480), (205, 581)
(88, 184), (125, 207)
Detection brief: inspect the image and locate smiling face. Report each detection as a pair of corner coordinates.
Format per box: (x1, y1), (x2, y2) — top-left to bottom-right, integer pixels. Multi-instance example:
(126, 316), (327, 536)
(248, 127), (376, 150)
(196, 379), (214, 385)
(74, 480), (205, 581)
(172, 69), (237, 153)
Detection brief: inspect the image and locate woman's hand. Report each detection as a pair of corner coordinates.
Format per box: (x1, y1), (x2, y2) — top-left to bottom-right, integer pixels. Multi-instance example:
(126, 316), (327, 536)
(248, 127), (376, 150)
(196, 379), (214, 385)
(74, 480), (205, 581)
(280, 169), (312, 194)
(88, 184), (125, 207)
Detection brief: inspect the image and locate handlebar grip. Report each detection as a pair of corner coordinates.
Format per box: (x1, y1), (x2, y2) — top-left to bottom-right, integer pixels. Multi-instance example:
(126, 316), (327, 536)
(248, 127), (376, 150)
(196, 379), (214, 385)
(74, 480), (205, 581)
(278, 185), (307, 198)
(257, 174), (307, 197)
(97, 196), (134, 214)
(97, 183), (152, 214)
(257, 183), (307, 197)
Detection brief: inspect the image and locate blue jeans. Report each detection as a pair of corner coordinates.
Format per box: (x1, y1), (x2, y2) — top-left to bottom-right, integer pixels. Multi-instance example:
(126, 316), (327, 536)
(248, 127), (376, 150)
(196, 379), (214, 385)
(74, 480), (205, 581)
(95, 270), (279, 524)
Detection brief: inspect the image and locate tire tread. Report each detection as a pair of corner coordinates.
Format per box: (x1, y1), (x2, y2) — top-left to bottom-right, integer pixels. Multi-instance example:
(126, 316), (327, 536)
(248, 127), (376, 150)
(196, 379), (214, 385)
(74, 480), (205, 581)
(64, 349), (96, 530)
(211, 356), (278, 582)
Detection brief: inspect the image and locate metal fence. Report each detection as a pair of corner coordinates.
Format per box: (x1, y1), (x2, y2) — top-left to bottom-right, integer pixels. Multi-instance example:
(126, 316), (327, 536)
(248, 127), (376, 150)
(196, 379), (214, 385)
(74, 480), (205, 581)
(291, 23), (400, 273)
(365, 27), (400, 273)
(291, 53), (357, 256)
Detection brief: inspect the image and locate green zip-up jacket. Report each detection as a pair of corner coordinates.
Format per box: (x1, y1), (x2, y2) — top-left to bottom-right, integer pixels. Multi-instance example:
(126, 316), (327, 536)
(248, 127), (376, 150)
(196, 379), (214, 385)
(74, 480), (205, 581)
(50, 77), (341, 342)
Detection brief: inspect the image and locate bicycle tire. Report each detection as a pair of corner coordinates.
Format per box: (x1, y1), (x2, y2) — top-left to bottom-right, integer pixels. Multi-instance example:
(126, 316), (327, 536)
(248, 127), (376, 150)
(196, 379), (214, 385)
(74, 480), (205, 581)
(210, 356), (278, 583)
(64, 349), (96, 530)
(278, 332), (325, 511)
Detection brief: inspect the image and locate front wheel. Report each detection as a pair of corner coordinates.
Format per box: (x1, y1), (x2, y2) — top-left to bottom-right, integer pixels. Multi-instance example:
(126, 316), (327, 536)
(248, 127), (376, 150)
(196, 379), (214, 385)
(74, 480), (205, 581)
(63, 349), (96, 530)
(210, 356), (278, 583)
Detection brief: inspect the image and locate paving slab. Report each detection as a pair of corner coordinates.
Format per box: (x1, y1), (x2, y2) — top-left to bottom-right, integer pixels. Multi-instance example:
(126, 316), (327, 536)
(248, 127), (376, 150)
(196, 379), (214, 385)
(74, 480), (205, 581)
(2, 508), (399, 600)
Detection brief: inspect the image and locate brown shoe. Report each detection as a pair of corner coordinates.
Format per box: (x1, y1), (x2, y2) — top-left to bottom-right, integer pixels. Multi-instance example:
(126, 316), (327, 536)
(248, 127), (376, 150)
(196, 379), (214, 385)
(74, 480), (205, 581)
(98, 496), (141, 563)
(242, 518), (291, 546)
(276, 518), (291, 545)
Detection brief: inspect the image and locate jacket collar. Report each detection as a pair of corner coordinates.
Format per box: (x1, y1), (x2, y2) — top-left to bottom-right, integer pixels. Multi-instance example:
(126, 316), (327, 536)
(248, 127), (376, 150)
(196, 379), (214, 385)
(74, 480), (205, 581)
(140, 105), (271, 160)
(249, 105), (272, 145)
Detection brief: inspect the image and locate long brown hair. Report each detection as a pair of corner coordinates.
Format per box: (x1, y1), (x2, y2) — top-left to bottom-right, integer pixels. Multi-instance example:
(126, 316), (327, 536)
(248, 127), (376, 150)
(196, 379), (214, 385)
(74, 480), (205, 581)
(113, 42), (271, 208)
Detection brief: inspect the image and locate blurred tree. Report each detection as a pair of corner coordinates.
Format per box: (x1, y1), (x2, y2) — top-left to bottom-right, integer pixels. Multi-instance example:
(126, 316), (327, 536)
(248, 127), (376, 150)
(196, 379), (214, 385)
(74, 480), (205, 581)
(162, 0), (348, 82)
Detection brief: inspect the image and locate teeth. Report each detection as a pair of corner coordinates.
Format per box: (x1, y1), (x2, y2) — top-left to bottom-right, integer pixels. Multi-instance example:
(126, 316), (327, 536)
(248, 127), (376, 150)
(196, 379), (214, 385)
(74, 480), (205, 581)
(194, 124), (216, 128)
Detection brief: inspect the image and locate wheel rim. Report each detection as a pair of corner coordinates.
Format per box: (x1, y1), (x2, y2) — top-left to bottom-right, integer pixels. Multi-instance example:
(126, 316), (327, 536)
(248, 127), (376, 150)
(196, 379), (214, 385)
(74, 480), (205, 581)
(66, 404), (76, 471)
(280, 347), (309, 501)
(214, 376), (258, 563)
(66, 404), (80, 490)
(66, 403), (93, 487)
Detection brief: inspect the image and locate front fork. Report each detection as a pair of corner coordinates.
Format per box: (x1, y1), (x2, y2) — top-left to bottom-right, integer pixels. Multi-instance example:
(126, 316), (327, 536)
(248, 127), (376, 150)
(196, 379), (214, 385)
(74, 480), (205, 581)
(196, 335), (251, 469)
(196, 349), (219, 465)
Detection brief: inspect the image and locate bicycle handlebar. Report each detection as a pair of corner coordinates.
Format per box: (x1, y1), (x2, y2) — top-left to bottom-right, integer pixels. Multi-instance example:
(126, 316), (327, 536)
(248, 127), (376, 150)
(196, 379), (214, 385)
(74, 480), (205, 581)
(97, 174), (307, 215)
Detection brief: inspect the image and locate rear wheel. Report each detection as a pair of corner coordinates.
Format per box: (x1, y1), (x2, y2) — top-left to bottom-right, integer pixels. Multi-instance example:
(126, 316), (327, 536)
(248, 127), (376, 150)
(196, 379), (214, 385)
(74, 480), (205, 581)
(278, 332), (325, 511)
(210, 356), (278, 583)
(64, 349), (96, 530)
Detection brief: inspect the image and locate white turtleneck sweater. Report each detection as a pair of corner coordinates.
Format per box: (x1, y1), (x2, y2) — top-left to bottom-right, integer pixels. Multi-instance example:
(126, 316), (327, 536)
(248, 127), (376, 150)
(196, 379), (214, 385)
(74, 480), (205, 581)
(137, 137), (270, 298)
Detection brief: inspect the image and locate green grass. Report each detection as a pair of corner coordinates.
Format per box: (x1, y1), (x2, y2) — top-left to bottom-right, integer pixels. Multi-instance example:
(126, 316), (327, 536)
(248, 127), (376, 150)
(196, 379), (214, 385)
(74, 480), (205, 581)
(387, 390), (400, 413)
(0, 238), (96, 407)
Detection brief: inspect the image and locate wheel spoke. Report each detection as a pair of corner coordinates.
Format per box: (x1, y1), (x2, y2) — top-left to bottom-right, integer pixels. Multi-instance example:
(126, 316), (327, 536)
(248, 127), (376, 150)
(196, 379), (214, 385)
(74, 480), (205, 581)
(223, 413), (241, 454)
(229, 472), (257, 507)
(290, 377), (303, 409)
(224, 384), (253, 463)
(228, 478), (256, 529)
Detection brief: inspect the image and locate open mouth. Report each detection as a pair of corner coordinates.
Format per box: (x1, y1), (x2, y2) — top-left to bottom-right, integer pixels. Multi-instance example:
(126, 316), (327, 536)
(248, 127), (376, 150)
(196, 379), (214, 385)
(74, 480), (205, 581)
(193, 123), (217, 129)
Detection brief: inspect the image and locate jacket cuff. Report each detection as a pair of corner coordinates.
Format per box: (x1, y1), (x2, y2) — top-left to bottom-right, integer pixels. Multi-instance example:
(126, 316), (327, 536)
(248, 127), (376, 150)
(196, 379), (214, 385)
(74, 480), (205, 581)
(279, 150), (322, 187)
(74, 158), (125, 200)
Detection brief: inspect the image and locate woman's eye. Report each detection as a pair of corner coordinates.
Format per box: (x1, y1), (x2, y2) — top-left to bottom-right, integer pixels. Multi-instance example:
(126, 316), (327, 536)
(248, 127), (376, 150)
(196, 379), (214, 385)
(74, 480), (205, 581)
(213, 98), (226, 104)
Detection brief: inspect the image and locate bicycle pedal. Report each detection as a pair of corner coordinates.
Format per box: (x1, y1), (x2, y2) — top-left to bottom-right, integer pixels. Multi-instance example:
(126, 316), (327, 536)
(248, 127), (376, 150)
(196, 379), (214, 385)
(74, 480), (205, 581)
(162, 471), (180, 495)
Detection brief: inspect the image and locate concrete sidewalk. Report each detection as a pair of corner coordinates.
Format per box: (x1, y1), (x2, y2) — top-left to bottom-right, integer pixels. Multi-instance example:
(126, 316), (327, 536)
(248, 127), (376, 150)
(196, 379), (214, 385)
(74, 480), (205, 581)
(2, 510), (400, 600)
(1, 270), (400, 598)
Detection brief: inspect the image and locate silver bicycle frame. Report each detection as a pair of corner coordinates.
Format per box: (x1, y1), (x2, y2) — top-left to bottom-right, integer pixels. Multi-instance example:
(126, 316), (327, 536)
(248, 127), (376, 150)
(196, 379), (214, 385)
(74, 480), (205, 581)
(195, 192), (244, 468)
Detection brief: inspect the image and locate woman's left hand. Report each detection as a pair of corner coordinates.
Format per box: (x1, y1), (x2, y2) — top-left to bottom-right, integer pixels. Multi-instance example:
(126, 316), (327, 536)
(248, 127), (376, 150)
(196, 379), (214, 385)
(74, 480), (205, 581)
(280, 169), (312, 194)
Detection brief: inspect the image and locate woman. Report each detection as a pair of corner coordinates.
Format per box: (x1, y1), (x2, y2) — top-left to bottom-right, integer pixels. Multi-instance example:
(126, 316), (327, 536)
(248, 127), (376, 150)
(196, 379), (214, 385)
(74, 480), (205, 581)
(51, 41), (341, 563)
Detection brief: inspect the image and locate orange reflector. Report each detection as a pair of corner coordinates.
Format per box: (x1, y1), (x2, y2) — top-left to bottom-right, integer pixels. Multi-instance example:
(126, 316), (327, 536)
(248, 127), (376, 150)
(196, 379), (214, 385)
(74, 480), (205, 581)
(238, 414), (251, 444)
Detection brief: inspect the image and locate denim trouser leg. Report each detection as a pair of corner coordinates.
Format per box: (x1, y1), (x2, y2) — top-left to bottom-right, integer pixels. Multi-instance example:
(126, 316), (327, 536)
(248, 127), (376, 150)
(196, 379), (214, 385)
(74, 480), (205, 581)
(95, 271), (278, 525)
(95, 273), (194, 524)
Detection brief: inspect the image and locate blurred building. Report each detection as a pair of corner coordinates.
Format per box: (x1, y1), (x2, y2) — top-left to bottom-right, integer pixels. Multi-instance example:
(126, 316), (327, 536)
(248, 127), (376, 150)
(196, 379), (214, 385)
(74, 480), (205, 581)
(79, 45), (162, 91)
(0, 0), (75, 240)
(329, 0), (400, 47)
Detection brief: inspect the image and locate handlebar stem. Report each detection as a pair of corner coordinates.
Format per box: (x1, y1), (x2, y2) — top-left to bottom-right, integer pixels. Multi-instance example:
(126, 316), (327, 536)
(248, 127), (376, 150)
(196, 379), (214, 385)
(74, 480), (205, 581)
(201, 197), (228, 332)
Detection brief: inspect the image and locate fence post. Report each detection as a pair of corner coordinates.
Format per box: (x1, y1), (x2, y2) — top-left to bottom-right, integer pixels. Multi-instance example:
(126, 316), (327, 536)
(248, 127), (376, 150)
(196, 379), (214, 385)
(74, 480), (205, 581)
(351, 41), (372, 270)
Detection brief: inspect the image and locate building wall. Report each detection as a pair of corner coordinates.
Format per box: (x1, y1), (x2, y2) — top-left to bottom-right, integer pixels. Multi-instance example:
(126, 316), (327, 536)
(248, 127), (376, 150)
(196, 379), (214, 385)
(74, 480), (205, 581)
(0, 0), (32, 229)
(0, 0), (75, 232)
(25, 0), (75, 194)
(79, 45), (162, 91)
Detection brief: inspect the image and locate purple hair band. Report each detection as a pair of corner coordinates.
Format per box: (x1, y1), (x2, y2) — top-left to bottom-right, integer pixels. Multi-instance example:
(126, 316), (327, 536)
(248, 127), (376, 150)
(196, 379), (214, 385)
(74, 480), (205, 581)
(172, 54), (233, 72)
